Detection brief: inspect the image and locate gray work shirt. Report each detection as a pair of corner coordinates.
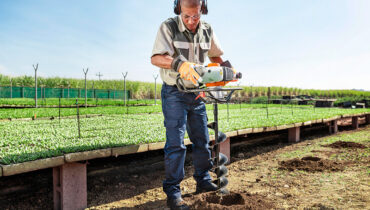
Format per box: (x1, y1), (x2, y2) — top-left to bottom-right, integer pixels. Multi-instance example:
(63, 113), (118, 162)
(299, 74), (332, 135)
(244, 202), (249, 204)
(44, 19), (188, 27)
(151, 16), (224, 88)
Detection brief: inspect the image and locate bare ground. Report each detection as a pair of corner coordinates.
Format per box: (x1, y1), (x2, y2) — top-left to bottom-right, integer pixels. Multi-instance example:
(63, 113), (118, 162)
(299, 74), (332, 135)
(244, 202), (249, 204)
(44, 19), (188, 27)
(1, 124), (369, 209)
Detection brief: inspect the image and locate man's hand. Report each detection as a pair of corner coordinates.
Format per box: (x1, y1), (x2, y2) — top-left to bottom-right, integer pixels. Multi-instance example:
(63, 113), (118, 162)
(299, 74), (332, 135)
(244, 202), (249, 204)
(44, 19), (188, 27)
(171, 55), (200, 85)
(178, 62), (201, 85)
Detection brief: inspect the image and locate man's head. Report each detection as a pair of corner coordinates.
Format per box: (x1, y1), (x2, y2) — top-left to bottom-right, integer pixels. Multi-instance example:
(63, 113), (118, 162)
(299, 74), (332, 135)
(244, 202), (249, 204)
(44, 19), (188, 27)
(179, 0), (203, 33)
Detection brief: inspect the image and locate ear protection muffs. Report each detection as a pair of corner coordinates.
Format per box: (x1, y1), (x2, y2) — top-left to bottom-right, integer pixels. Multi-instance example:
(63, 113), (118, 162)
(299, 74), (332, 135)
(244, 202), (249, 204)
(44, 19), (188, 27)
(174, 0), (208, 15)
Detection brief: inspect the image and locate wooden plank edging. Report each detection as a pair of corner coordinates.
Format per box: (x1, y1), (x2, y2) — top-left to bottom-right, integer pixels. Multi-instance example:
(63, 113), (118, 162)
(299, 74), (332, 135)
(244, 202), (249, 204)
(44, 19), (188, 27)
(2, 156), (65, 176)
(294, 122), (303, 127)
(0, 165), (3, 177)
(112, 144), (149, 157)
(226, 131), (238, 137)
(237, 128), (253, 135)
(252, 127), (264, 133)
(341, 114), (353, 118)
(65, 148), (112, 163)
(323, 116), (340, 123)
(148, 142), (166, 151)
(303, 121), (312, 126)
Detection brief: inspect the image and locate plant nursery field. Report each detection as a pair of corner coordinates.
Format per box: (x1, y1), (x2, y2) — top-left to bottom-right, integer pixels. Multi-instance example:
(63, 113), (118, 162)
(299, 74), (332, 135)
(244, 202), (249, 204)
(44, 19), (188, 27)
(0, 106), (369, 165)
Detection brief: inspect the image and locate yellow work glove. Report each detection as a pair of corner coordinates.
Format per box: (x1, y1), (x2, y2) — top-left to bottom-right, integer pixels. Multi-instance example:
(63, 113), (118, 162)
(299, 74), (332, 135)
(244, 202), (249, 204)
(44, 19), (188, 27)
(171, 55), (200, 85)
(178, 62), (200, 85)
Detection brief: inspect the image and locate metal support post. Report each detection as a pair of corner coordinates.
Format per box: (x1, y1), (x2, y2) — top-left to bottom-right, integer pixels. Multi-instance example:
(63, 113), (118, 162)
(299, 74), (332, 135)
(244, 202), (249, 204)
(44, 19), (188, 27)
(122, 72), (128, 106)
(213, 103), (221, 187)
(10, 78), (13, 98)
(83, 68), (89, 108)
(59, 97), (61, 124)
(76, 99), (81, 138)
(267, 87), (270, 118)
(33, 63), (38, 108)
(153, 74), (159, 105)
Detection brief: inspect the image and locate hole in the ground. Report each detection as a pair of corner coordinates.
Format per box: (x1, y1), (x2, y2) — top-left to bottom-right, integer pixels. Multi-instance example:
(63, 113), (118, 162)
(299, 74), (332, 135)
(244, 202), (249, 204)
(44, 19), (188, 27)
(302, 156), (321, 161)
(206, 193), (245, 206)
(220, 193), (245, 206)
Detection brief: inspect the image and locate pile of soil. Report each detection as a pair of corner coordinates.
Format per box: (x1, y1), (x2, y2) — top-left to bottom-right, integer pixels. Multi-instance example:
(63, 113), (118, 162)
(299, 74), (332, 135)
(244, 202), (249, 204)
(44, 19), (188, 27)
(278, 156), (344, 172)
(185, 191), (274, 210)
(324, 141), (367, 149)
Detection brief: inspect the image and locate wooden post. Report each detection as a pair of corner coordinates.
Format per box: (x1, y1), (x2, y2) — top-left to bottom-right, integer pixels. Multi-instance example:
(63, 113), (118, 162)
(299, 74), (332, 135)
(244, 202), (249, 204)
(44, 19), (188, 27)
(53, 163), (87, 210)
(288, 127), (300, 142)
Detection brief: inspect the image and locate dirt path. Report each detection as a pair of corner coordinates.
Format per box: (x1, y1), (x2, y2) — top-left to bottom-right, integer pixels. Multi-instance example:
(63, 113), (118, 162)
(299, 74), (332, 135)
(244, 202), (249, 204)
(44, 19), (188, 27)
(1, 125), (369, 209)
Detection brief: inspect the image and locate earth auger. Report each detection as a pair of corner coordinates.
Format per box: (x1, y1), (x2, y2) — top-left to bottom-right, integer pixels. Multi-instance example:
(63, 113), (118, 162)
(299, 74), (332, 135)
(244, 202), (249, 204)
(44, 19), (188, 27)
(184, 87), (241, 194)
(175, 62), (242, 194)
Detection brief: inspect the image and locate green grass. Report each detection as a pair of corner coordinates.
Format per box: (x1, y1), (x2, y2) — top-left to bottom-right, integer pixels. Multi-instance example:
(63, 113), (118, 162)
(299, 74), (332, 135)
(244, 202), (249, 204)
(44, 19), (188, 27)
(0, 106), (369, 165)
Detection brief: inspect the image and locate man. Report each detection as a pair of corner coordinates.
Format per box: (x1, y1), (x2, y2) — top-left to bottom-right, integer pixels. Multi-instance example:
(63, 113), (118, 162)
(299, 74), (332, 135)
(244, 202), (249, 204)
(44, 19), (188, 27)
(151, 0), (229, 209)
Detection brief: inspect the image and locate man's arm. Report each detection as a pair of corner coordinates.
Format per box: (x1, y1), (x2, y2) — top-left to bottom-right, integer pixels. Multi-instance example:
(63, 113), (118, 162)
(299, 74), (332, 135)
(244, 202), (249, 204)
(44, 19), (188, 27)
(151, 54), (173, 69)
(151, 21), (175, 69)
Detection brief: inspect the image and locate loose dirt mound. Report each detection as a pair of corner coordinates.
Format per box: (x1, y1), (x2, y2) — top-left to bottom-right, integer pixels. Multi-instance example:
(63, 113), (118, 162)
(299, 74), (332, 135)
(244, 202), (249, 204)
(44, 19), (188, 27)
(185, 191), (274, 210)
(324, 141), (366, 149)
(306, 203), (335, 210)
(279, 156), (344, 172)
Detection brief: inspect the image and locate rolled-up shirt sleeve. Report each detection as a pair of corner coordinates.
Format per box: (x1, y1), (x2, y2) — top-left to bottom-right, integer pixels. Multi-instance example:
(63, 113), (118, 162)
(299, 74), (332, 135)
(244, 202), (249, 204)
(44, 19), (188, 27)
(151, 22), (175, 57)
(208, 31), (224, 58)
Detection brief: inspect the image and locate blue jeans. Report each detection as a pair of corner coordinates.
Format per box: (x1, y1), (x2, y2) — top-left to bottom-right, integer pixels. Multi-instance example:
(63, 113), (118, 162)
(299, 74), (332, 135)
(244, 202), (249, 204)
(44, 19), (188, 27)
(161, 83), (213, 200)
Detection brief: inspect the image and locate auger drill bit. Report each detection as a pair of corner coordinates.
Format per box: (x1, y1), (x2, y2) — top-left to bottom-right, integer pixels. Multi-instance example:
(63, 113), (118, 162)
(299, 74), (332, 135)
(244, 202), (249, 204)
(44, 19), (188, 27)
(208, 102), (229, 194)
